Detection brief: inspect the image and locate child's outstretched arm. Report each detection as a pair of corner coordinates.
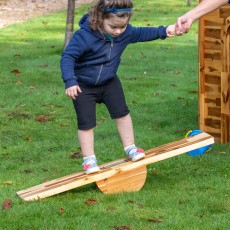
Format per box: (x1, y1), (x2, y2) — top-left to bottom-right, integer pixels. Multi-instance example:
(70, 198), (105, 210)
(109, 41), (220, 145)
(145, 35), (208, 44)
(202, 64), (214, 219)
(166, 24), (175, 37)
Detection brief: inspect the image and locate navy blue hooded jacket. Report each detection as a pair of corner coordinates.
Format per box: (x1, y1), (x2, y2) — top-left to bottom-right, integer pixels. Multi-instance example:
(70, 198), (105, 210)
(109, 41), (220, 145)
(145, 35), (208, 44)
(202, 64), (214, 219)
(61, 14), (168, 88)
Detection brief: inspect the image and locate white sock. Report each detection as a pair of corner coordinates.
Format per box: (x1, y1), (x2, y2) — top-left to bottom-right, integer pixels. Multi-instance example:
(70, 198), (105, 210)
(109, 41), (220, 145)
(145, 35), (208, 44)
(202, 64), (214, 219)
(124, 144), (135, 151)
(83, 155), (96, 161)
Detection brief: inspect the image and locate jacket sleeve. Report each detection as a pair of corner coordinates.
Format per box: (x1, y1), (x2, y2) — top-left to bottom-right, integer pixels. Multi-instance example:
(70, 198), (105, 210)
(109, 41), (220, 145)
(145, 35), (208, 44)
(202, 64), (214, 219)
(60, 31), (87, 88)
(127, 25), (167, 43)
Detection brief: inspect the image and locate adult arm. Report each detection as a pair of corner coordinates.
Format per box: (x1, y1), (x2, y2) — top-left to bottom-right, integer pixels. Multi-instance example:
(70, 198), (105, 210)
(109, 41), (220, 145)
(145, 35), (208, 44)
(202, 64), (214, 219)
(176, 0), (229, 34)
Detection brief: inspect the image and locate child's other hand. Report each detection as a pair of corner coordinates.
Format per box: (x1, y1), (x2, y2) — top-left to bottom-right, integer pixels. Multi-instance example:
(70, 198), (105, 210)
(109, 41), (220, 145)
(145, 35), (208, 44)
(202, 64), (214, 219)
(166, 24), (175, 37)
(66, 85), (82, 100)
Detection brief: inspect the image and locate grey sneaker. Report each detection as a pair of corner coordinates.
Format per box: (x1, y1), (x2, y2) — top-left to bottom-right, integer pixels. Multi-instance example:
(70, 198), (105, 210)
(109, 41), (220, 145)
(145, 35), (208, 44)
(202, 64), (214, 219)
(126, 147), (145, 161)
(82, 157), (100, 174)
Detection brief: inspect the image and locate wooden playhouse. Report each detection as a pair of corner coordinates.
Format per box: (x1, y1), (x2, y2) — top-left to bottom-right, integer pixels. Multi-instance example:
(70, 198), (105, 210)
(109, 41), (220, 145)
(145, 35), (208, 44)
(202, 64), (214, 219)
(198, 3), (230, 143)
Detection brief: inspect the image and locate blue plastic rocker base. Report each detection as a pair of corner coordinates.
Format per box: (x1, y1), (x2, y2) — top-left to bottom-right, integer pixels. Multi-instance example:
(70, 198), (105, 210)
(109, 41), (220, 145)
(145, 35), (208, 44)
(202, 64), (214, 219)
(185, 130), (212, 156)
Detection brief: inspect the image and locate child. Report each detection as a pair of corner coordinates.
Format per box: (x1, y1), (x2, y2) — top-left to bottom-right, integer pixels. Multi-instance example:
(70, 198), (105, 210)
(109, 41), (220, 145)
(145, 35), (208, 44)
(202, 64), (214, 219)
(60, 0), (175, 174)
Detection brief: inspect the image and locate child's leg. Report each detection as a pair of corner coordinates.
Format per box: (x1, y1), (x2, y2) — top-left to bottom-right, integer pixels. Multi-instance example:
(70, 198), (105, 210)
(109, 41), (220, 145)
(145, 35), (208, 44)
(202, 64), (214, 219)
(78, 128), (95, 157)
(78, 128), (99, 174)
(115, 114), (134, 147)
(115, 114), (145, 161)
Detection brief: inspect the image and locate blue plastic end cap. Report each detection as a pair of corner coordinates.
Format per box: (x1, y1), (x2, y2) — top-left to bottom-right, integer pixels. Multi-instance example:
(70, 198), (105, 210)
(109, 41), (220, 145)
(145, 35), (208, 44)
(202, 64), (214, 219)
(186, 130), (212, 156)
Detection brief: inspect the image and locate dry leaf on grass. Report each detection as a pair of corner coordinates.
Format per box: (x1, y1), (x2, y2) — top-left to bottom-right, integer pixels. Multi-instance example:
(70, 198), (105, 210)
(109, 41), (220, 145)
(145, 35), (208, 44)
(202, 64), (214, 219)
(84, 199), (97, 205)
(11, 69), (21, 76)
(3, 181), (13, 185)
(147, 217), (163, 223)
(113, 226), (132, 230)
(35, 115), (52, 122)
(70, 152), (83, 158)
(2, 199), (12, 210)
(60, 208), (64, 215)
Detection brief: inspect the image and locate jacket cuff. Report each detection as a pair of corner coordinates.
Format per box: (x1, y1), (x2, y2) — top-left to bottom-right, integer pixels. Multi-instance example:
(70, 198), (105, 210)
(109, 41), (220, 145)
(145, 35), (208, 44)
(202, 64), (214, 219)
(159, 26), (167, 39)
(65, 79), (78, 89)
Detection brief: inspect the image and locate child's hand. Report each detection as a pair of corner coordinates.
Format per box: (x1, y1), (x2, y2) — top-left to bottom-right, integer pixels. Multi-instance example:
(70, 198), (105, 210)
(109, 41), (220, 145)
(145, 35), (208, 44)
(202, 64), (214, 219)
(66, 85), (82, 100)
(166, 24), (175, 37)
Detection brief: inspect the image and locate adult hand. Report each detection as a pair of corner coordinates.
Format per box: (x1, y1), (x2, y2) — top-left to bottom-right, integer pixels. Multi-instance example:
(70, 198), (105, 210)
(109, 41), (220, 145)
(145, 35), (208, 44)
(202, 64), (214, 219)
(66, 85), (82, 100)
(175, 15), (194, 35)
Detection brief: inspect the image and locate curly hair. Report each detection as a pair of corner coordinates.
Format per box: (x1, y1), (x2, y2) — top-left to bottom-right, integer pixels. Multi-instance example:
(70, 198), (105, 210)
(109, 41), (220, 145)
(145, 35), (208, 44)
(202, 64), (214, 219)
(88, 0), (134, 31)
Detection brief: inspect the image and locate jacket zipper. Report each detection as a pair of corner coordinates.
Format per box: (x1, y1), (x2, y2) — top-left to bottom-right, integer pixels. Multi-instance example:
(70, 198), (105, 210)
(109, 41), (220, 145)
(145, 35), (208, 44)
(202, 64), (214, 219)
(108, 41), (113, 59)
(95, 64), (103, 85)
(95, 41), (113, 85)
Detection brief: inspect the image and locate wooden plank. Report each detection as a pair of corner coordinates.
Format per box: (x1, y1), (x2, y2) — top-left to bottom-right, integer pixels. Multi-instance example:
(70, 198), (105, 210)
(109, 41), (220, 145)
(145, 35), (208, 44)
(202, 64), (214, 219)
(17, 132), (214, 201)
(219, 6), (230, 18)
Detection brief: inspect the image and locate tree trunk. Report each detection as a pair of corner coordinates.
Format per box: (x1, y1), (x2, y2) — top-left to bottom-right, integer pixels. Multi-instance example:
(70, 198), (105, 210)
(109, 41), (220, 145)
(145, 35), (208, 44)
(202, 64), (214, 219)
(64, 0), (75, 49)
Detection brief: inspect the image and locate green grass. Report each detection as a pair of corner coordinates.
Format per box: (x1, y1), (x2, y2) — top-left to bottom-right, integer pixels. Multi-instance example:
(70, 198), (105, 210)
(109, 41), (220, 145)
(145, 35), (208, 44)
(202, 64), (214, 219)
(0, 0), (229, 229)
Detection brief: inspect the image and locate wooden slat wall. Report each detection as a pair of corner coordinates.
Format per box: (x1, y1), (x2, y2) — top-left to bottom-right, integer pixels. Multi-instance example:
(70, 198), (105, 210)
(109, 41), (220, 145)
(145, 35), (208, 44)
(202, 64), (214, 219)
(198, 3), (230, 143)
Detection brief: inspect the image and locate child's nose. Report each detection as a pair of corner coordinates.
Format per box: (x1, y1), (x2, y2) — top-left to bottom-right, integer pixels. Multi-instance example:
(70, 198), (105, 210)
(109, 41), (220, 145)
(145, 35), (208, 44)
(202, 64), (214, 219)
(115, 29), (121, 35)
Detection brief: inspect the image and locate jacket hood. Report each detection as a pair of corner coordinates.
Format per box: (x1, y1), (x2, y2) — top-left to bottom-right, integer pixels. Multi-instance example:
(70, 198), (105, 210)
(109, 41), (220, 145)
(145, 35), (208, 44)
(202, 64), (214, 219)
(78, 14), (103, 39)
(78, 14), (90, 30)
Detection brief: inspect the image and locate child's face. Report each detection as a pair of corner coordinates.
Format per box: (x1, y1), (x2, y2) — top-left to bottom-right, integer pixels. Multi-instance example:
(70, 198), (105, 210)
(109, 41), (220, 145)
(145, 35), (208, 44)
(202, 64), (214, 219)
(102, 14), (129, 38)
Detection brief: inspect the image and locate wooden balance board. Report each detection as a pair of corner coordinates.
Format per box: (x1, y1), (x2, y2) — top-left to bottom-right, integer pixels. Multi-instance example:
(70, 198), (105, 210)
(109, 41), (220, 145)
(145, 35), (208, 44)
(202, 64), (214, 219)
(17, 132), (214, 201)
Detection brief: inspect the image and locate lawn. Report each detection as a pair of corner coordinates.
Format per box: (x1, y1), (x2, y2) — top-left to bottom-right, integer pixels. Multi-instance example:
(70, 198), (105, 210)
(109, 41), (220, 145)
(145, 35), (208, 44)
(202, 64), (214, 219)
(0, 0), (229, 229)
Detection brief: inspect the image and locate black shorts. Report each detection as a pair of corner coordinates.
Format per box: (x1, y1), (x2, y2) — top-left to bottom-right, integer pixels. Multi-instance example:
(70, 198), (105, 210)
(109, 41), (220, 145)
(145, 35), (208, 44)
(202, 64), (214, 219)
(72, 77), (130, 130)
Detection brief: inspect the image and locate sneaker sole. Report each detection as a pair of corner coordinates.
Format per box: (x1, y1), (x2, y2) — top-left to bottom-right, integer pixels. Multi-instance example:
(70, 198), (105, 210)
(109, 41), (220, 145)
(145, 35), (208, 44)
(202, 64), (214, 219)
(131, 153), (145, 162)
(85, 167), (100, 175)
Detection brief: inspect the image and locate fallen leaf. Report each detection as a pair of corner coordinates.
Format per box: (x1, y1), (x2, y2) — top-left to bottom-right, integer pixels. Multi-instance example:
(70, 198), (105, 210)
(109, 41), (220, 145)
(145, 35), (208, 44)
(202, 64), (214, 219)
(2, 199), (12, 210)
(70, 152), (83, 158)
(3, 181), (13, 185)
(60, 208), (64, 215)
(174, 70), (181, 74)
(151, 169), (159, 175)
(38, 64), (48, 67)
(128, 200), (135, 204)
(148, 217), (163, 223)
(138, 204), (143, 209)
(218, 152), (226, 154)
(107, 207), (116, 211)
(84, 199), (97, 205)
(113, 226), (132, 230)
(11, 69), (21, 76)
(25, 137), (32, 142)
(35, 115), (52, 122)
(178, 199), (183, 205)
(17, 80), (23, 85)
(23, 169), (34, 174)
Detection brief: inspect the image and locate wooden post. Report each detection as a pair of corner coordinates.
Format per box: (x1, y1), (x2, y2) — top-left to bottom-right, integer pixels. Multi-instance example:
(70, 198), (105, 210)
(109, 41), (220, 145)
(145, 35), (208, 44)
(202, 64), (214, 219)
(198, 3), (230, 143)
